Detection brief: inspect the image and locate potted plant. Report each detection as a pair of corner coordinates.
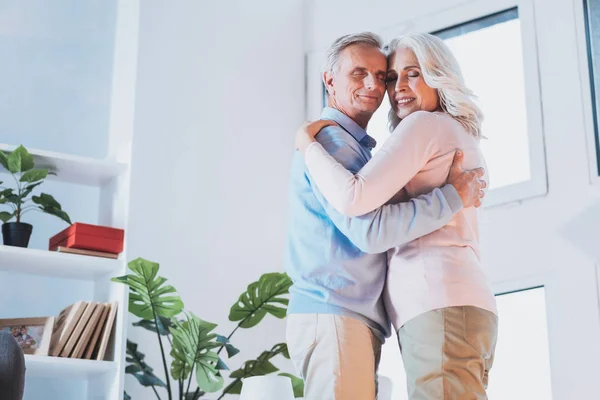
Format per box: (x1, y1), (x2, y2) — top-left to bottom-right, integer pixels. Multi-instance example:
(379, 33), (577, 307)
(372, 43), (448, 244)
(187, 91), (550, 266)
(113, 258), (304, 400)
(0, 145), (72, 247)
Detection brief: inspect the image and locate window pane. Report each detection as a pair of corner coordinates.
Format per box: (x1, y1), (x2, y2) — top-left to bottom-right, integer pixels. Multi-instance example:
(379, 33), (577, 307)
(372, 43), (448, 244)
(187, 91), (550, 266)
(584, 0), (600, 175)
(366, 9), (532, 190)
(377, 286), (553, 400)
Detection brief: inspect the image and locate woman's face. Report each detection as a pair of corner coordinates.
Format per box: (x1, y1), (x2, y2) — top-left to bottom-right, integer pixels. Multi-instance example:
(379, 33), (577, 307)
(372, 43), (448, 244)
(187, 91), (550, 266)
(386, 47), (440, 120)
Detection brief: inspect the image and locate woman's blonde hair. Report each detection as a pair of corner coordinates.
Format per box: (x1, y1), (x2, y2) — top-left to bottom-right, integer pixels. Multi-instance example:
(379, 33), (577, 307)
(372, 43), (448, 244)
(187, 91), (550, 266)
(387, 32), (484, 138)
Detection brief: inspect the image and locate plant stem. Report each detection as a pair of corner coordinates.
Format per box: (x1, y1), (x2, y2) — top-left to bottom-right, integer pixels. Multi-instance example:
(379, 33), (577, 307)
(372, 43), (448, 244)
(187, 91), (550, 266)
(152, 385), (162, 400)
(154, 312), (173, 400)
(216, 379), (240, 400)
(179, 378), (184, 400)
(185, 366), (194, 398)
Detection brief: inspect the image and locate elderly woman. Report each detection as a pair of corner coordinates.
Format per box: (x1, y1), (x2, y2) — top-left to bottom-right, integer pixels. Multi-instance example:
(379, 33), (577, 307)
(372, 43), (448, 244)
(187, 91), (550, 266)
(295, 32), (498, 399)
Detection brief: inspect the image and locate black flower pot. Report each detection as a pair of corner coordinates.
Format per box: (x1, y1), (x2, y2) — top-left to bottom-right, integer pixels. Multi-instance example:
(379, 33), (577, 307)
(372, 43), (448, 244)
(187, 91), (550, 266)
(2, 222), (33, 248)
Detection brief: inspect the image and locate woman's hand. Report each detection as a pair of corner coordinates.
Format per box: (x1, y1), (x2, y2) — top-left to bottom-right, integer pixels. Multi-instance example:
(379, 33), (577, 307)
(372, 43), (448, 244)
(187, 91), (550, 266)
(295, 119), (338, 154)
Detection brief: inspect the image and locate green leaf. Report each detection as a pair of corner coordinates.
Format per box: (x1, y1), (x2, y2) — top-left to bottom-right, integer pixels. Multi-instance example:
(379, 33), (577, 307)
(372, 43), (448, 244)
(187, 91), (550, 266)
(215, 335), (240, 359)
(225, 343), (240, 358)
(0, 211), (15, 223)
(229, 272), (292, 328)
(222, 379), (243, 395)
(0, 150), (8, 170)
(184, 392), (205, 400)
(132, 316), (174, 336)
(32, 193), (72, 224)
(223, 343), (289, 395)
(111, 257), (184, 320)
(279, 373), (305, 398)
(32, 193), (61, 209)
(7, 145), (34, 173)
(215, 358), (229, 371)
(124, 392), (131, 400)
(125, 340), (167, 388)
(20, 169), (48, 183)
(169, 312), (224, 393)
(20, 181), (43, 199)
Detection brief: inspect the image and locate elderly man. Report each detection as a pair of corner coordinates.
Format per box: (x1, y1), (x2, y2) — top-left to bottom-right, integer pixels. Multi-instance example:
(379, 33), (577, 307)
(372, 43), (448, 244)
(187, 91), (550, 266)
(284, 32), (485, 399)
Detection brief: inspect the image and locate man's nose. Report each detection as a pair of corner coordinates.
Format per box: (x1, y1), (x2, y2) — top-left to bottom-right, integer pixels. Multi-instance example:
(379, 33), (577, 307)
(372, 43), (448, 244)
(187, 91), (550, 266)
(364, 74), (376, 90)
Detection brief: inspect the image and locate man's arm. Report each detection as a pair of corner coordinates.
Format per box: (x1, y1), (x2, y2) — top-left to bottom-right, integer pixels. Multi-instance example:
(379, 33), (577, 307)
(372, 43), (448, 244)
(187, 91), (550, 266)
(306, 129), (464, 254)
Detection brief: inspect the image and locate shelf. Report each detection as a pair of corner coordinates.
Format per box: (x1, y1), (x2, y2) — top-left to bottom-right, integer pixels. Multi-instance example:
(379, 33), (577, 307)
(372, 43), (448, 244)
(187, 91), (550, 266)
(0, 245), (124, 280)
(24, 355), (117, 379)
(0, 143), (127, 186)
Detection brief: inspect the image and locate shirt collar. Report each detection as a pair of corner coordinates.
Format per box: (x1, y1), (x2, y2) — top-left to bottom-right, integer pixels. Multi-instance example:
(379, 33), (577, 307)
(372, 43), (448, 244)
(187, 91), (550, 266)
(320, 107), (377, 149)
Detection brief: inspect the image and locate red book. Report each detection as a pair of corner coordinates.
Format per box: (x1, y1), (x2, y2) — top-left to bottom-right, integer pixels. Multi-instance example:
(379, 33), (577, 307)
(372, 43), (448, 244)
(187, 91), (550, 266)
(49, 223), (124, 254)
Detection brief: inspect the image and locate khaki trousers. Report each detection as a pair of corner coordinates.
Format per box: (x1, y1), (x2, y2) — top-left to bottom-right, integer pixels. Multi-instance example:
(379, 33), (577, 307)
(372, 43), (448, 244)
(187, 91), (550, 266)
(398, 306), (498, 400)
(286, 314), (382, 400)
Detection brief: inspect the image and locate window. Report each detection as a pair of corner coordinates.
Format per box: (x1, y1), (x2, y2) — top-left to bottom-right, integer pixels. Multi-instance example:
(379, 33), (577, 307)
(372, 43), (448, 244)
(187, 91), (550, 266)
(315, 6), (547, 206)
(377, 287), (553, 400)
(583, 0), (600, 176)
(369, 9), (534, 192)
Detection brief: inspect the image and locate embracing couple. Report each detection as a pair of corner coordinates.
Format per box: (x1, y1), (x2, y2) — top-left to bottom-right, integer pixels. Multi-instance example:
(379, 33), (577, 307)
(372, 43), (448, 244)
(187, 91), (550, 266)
(284, 31), (498, 400)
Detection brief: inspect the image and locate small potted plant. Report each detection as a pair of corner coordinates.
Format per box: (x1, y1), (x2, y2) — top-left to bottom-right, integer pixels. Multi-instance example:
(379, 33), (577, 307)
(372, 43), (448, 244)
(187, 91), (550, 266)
(0, 145), (72, 248)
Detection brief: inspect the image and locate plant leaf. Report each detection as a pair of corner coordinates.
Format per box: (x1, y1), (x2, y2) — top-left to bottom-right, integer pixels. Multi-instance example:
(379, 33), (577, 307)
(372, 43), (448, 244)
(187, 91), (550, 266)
(124, 339), (167, 388)
(0, 211), (15, 223)
(112, 257), (184, 320)
(215, 335), (240, 359)
(7, 145), (34, 173)
(184, 392), (205, 400)
(279, 373), (305, 398)
(169, 312), (224, 393)
(0, 150), (8, 170)
(31, 193), (72, 224)
(225, 343), (240, 358)
(32, 193), (61, 209)
(221, 379), (243, 396)
(124, 392), (131, 400)
(20, 181), (43, 200)
(222, 343), (289, 395)
(132, 316), (174, 336)
(229, 272), (292, 328)
(20, 169), (48, 183)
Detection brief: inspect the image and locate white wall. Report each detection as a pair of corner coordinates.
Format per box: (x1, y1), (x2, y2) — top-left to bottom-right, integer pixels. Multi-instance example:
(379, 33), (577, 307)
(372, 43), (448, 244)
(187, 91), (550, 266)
(0, 0), (116, 158)
(125, 1), (305, 398)
(306, 0), (600, 399)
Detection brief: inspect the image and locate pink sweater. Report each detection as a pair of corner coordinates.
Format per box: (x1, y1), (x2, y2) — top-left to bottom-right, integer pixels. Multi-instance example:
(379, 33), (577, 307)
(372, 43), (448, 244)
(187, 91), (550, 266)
(304, 110), (497, 329)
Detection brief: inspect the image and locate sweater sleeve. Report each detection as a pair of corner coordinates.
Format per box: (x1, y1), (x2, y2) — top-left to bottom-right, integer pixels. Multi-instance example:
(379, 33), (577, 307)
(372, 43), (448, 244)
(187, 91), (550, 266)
(304, 111), (441, 217)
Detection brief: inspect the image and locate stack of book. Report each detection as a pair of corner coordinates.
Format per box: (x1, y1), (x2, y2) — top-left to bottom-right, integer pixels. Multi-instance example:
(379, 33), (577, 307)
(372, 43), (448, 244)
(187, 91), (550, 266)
(48, 301), (118, 360)
(49, 223), (125, 259)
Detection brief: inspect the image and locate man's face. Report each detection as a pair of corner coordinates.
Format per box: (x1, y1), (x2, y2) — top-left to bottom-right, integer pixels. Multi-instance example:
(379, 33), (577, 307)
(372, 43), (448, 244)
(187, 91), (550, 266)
(324, 44), (387, 126)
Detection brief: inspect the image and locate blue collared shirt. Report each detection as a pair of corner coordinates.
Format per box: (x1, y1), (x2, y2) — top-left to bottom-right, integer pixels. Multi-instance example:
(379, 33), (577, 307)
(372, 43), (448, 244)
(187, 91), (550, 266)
(284, 107), (463, 341)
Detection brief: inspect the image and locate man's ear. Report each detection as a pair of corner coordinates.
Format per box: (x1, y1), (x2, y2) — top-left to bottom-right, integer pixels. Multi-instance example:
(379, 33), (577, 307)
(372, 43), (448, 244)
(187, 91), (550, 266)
(323, 71), (334, 96)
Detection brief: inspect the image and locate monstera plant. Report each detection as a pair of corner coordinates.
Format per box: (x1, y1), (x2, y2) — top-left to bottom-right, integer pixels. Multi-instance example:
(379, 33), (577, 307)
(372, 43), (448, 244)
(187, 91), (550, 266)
(0, 145), (71, 247)
(113, 257), (303, 400)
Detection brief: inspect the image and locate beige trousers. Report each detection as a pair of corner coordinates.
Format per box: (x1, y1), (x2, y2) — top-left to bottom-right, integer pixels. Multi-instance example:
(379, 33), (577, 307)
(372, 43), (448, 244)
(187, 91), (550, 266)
(398, 306), (498, 400)
(286, 314), (382, 400)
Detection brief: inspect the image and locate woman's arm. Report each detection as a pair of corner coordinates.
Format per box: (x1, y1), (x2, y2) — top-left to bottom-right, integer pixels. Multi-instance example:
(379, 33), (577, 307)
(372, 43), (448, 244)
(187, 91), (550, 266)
(302, 111), (441, 217)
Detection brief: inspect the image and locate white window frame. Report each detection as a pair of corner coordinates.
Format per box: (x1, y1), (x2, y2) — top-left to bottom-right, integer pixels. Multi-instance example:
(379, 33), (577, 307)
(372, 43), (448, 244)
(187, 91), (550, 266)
(490, 266), (600, 399)
(305, 0), (548, 209)
(574, 0), (600, 186)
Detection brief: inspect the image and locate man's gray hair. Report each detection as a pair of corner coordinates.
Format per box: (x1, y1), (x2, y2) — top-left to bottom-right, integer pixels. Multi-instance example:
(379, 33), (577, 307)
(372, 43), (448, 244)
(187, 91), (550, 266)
(325, 32), (384, 74)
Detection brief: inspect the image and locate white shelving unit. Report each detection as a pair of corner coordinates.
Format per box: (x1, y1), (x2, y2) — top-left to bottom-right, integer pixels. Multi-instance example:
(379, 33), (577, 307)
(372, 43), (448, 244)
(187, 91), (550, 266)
(0, 144), (127, 187)
(0, 245), (124, 280)
(0, 2), (140, 399)
(24, 355), (118, 379)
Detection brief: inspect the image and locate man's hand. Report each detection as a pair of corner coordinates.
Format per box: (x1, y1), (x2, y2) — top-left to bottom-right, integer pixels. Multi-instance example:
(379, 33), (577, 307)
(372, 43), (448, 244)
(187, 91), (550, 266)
(447, 150), (486, 208)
